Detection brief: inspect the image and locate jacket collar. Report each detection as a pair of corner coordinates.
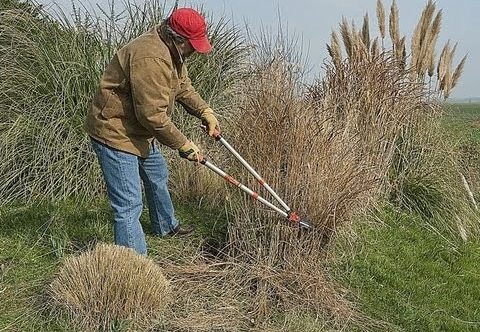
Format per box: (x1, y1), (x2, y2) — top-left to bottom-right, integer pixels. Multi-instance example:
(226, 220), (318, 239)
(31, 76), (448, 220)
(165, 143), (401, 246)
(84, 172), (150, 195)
(156, 24), (184, 71)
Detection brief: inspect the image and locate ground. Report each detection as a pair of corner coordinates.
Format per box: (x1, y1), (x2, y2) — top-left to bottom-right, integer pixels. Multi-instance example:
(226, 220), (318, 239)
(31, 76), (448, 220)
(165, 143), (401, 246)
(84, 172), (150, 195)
(1, 103), (480, 331)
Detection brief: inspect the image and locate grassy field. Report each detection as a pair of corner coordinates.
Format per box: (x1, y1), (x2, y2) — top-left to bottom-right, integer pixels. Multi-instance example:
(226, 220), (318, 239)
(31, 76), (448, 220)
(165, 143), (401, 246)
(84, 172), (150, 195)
(443, 103), (480, 198)
(1, 103), (480, 331)
(5, 199), (480, 331)
(331, 206), (480, 331)
(443, 103), (480, 144)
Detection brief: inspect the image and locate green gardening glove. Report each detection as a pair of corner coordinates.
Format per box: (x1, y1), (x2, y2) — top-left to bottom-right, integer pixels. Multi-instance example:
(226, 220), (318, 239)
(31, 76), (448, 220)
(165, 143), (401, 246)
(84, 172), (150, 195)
(178, 141), (203, 162)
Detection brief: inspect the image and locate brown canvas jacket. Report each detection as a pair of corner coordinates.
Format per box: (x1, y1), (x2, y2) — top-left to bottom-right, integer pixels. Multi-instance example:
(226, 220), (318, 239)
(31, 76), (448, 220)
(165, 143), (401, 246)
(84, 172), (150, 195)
(84, 24), (209, 158)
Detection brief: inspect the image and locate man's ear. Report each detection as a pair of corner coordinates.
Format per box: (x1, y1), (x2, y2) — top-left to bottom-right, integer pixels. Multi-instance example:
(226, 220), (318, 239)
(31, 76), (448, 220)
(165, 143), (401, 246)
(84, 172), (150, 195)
(178, 41), (189, 49)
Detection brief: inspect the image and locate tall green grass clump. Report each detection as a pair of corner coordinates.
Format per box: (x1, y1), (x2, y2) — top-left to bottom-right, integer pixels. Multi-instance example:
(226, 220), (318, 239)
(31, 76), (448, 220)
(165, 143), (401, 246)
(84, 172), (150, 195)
(0, 2), (104, 203)
(0, 0), (247, 205)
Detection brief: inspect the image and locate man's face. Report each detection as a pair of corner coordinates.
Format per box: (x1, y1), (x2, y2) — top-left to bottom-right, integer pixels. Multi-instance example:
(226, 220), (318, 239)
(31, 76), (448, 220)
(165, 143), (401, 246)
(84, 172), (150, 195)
(178, 41), (195, 58)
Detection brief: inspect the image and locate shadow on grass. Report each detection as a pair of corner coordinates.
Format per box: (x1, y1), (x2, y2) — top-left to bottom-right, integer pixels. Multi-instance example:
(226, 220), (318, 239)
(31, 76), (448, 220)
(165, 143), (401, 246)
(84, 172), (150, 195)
(0, 200), (113, 258)
(1, 198), (229, 258)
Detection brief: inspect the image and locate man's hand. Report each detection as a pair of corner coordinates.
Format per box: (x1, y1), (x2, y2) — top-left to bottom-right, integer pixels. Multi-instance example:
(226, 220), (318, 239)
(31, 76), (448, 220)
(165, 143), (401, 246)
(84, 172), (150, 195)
(178, 141), (203, 162)
(199, 108), (220, 137)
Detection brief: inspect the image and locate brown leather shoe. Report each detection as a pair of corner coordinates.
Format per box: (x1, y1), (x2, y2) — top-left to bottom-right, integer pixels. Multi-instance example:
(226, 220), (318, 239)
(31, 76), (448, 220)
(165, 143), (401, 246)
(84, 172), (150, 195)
(167, 224), (196, 236)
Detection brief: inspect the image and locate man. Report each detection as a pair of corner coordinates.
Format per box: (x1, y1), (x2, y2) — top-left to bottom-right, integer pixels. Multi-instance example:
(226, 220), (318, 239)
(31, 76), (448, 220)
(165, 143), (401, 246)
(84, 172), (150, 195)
(84, 8), (219, 255)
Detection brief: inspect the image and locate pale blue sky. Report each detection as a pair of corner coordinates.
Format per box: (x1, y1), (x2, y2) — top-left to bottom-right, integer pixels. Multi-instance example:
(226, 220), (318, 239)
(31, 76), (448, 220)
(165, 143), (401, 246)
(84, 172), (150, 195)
(37, 0), (479, 98)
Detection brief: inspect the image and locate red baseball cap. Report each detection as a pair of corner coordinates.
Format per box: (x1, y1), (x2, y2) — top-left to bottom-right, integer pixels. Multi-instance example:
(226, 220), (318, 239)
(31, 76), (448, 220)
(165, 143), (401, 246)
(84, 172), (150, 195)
(169, 8), (212, 54)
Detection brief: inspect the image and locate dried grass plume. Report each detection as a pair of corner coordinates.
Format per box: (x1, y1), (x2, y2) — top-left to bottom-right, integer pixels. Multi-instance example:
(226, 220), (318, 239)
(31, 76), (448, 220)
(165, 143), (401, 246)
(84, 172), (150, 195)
(376, 0), (386, 41)
(389, 0), (400, 50)
(327, 31), (342, 67)
(362, 13), (371, 48)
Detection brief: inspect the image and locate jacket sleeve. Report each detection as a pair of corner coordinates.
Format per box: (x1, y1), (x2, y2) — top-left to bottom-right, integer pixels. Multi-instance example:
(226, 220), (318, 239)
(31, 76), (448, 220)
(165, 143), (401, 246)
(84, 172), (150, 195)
(130, 57), (188, 150)
(176, 66), (209, 118)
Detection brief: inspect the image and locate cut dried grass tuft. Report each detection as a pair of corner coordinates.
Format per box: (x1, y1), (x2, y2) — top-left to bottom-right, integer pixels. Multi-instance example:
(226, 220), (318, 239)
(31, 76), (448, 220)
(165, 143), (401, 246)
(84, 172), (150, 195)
(49, 243), (171, 331)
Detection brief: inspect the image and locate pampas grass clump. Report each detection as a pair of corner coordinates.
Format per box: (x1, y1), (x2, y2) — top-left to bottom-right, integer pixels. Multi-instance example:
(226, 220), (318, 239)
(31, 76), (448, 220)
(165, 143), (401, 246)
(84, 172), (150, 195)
(49, 243), (170, 331)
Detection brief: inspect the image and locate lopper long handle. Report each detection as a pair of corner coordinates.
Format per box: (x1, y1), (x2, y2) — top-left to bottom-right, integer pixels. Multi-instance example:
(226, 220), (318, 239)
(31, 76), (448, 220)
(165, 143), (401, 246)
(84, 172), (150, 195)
(201, 126), (312, 229)
(204, 126), (292, 213)
(201, 159), (312, 229)
(200, 159), (289, 219)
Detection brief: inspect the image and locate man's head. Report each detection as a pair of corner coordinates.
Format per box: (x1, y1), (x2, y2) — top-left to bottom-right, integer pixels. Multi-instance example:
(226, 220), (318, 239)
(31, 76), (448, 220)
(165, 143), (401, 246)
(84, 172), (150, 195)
(165, 8), (211, 58)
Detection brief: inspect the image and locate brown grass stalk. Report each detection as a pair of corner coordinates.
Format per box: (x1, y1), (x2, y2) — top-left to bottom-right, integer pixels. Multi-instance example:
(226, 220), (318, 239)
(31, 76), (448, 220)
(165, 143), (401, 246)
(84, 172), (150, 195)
(419, 0), (436, 47)
(437, 40), (450, 84)
(356, 31), (369, 60)
(410, 0), (436, 73)
(411, 16), (422, 70)
(395, 36), (406, 66)
(450, 42), (458, 67)
(327, 31), (342, 67)
(441, 42), (457, 97)
(418, 10), (442, 76)
(371, 36), (380, 59)
(428, 50), (435, 78)
(442, 62), (452, 98)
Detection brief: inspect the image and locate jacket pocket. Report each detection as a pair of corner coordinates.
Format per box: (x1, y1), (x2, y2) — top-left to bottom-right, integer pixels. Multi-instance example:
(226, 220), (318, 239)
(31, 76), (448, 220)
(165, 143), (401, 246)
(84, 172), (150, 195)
(100, 90), (125, 119)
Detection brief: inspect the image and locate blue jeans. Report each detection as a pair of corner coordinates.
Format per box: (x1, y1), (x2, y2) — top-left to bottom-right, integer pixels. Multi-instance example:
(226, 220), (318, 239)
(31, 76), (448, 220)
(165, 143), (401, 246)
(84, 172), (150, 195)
(91, 138), (179, 255)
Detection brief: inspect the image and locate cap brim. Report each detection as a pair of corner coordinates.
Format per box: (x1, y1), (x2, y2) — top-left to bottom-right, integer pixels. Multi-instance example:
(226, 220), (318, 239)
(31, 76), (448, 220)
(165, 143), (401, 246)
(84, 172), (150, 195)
(190, 35), (212, 54)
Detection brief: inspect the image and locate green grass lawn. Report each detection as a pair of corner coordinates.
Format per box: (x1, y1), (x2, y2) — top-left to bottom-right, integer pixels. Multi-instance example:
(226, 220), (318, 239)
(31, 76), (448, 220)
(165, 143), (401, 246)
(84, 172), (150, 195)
(443, 103), (480, 197)
(331, 206), (480, 332)
(443, 103), (480, 144)
(326, 103), (480, 332)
